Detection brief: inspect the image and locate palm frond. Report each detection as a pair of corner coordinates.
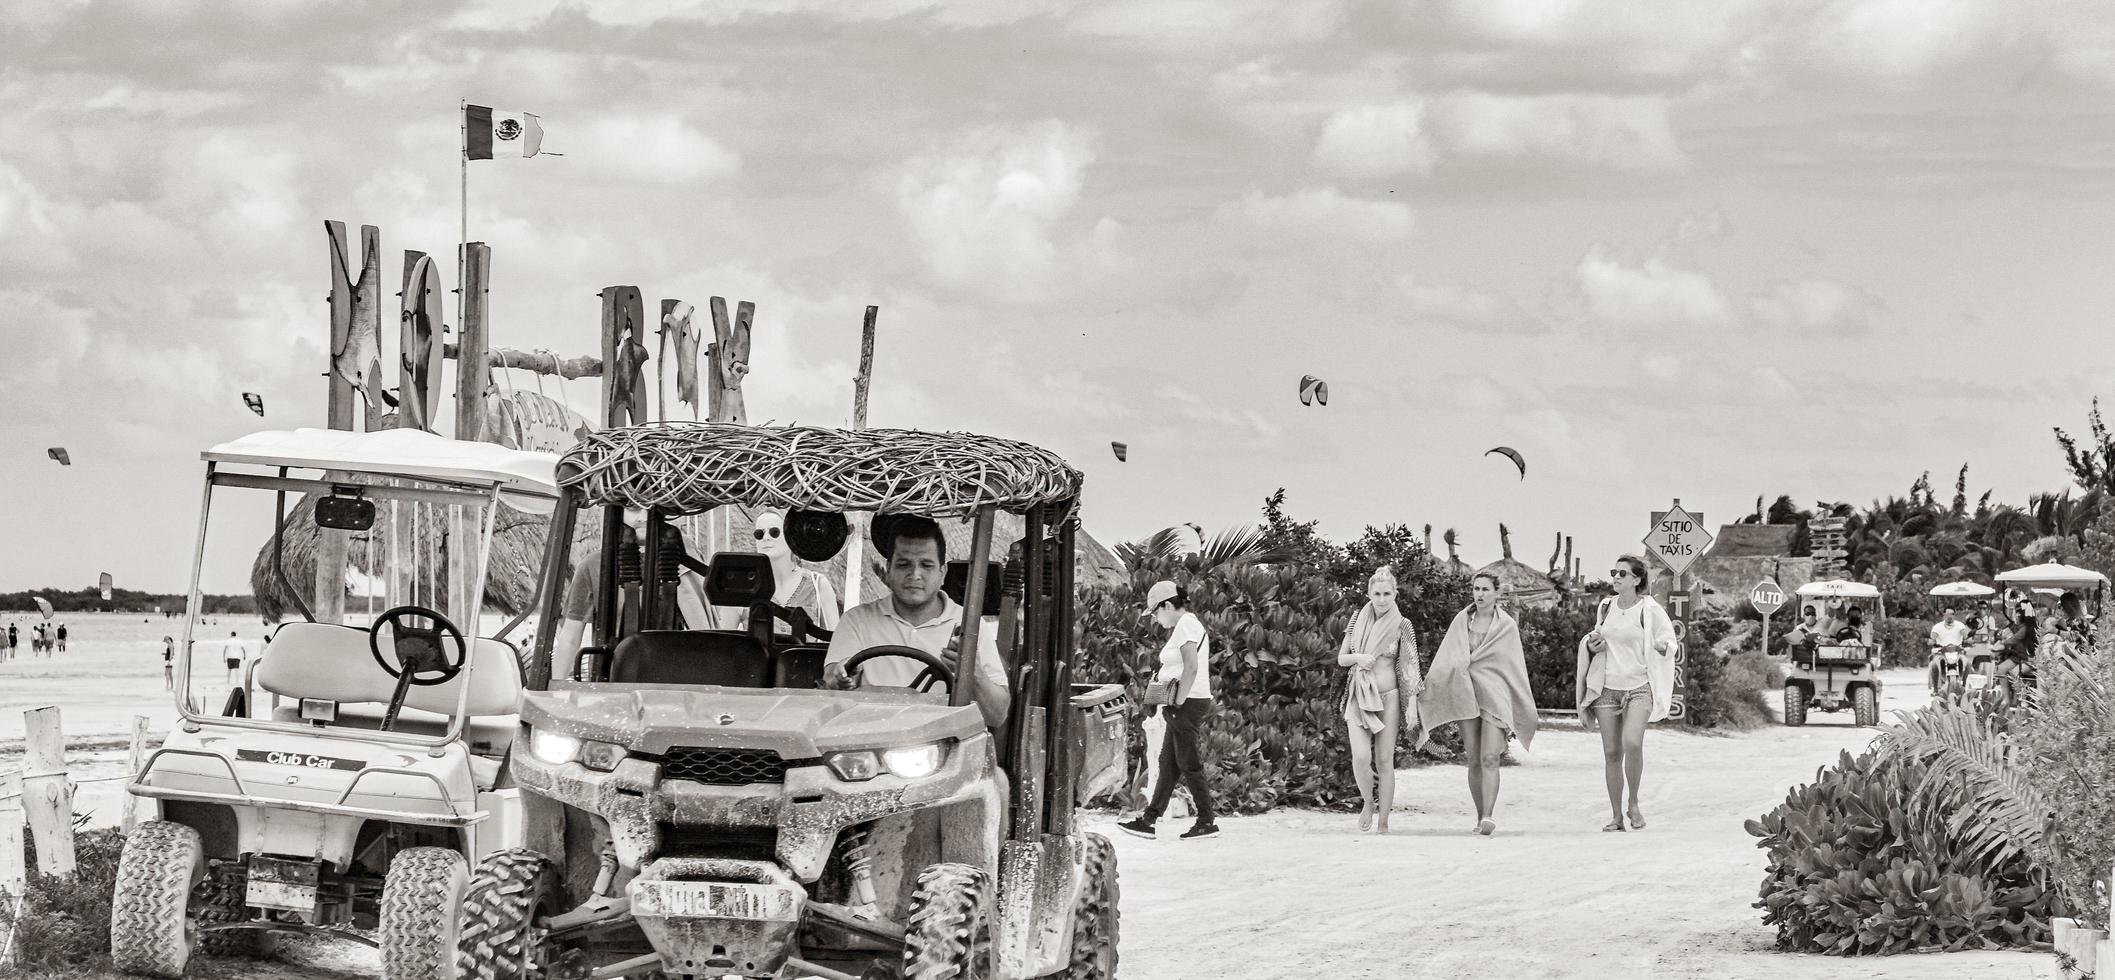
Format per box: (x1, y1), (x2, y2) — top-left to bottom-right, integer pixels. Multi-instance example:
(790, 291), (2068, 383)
(1199, 524), (1274, 568)
(1877, 704), (2053, 874)
(1115, 526), (1186, 566)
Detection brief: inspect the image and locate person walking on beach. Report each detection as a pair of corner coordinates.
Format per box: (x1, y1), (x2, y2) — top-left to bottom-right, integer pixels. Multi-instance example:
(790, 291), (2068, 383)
(1339, 566), (1422, 834)
(1575, 555), (1678, 832)
(1119, 580), (1221, 841)
(223, 631), (246, 683)
(1418, 572), (1538, 836)
(162, 635), (176, 691)
(5, 623), (15, 661)
(54, 621), (67, 654)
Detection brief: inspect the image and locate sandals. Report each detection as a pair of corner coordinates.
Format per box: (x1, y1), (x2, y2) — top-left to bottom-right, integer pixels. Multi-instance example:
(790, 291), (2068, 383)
(1603, 819), (1626, 833)
(1475, 818), (1496, 836)
(1628, 807), (1647, 830)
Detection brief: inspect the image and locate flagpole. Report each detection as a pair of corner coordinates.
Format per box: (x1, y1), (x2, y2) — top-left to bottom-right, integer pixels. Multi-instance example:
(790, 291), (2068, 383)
(458, 100), (468, 351)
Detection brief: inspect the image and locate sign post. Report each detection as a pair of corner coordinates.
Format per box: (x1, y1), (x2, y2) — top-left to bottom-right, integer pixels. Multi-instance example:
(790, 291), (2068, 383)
(1644, 500), (1712, 722)
(1751, 578), (1787, 659)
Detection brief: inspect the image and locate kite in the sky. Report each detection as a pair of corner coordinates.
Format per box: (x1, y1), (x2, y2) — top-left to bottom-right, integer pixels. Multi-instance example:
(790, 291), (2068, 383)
(33, 597), (53, 619)
(1111, 441), (1128, 462)
(1299, 375), (1329, 406)
(1485, 446), (1526, 479)
(99, 572), (113, 601)
(47, 448), (70, 466)
(243, 392), (265, 416)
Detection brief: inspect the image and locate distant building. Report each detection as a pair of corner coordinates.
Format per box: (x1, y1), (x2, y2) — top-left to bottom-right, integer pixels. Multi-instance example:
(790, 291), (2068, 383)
(1674, 524), (1815, 613)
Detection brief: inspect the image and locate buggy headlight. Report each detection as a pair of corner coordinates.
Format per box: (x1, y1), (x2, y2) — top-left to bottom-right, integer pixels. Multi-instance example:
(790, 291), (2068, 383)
(826, 741), (950, 782)
(530, 730), (581, 766)
(577, 740), (627, 772)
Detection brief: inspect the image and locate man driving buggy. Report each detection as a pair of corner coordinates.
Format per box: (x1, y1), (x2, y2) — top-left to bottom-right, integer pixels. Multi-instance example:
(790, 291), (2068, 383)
(824, 515), (1013, 730)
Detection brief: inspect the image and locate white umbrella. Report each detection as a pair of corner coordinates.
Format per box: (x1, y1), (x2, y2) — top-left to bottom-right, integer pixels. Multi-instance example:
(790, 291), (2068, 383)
(1995, 562), (2110, 591)
(1929, 581), (1996, 597)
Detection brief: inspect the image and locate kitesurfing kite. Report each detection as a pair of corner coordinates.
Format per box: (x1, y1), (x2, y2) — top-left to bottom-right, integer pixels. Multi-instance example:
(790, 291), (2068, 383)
(46, 448), (70, 466)
(242, 392), (265, 416)
(1299, 375), (1329, 406)
(1485, 446), (1526, 479)
(1111, 441), (1128, 462)
(99, 572), (113, 601)
(33, 597), (53, 619)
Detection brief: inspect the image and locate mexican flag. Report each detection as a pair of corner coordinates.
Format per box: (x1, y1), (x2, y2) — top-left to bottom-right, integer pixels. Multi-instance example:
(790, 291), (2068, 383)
(465, 105), (544, 159)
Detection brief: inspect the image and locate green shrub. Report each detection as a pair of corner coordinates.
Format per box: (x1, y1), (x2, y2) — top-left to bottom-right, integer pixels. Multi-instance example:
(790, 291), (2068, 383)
(1706, 651), (1785, 731)
(1875, 618), (1933, 669)
(0, 828), (126, 970)
(1747, 749), (2055, 954)
(2010, 636), (2115, 932)
(1514, 602), (1594, 710)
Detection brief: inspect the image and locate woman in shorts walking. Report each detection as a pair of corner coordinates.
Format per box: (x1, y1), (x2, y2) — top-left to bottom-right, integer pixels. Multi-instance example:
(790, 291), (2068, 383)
(1575, 555), (1678, 832)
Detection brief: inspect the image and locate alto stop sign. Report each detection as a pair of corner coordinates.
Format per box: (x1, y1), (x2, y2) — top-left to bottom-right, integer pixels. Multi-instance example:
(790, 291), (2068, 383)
(1751, 579), (1787, 615)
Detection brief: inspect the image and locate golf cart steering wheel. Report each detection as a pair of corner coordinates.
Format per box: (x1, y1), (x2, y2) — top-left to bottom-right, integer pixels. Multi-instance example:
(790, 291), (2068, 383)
(369, 606), (468, 731)
(841, 645), (953, 694)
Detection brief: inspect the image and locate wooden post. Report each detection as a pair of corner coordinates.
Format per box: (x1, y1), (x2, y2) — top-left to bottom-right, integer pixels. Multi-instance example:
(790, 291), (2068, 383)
(843, 306), (879, 608)
(706, 298), (753, 426)
(0, 769), (22, 898)
(122, 715), (150, 832)
(354, 226), (387, 432)
(657, 299), (677, 424)
(601, 287), (647, 428)
(318, 223), (374, 627)
(326, 221), (356, 431)
(20, 707), (73, 876)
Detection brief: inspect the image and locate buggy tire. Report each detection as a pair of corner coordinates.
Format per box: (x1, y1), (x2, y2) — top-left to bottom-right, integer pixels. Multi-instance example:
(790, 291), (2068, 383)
(1783, 686), (1807, 727)
(110, 820), (204, 979)
(381, 847), (469, 980)
(1062, 833), (1119, 980)
(195, 869), (269, 958)
(456, 849), (560, 980)
(902, 863), (993, 980)
(1852, 686), (1878, 727)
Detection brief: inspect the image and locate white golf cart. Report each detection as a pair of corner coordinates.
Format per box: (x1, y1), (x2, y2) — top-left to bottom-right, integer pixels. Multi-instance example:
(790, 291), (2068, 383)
(1782, 579), (1884, 727)
(111, 428), (560, 980)
(1990, 561), (2108, 704)
(1927, 580), (1997, 696)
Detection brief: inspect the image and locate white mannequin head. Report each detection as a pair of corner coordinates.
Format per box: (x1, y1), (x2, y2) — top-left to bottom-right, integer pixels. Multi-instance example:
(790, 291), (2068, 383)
(752, 511), (791, 562)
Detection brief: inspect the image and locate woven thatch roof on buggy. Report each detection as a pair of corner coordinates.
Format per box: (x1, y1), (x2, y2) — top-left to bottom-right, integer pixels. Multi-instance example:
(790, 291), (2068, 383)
(251, 496), (599, 624)
(560, 423), (1084, 519)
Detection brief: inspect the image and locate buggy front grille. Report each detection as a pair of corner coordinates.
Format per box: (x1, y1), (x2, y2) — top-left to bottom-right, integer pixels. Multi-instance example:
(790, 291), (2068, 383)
(655, 823), (779, 861)
(657, 747), (796, 786)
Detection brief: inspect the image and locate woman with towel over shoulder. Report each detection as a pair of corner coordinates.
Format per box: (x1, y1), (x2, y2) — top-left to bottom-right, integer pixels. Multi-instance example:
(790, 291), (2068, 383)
(1574, 554), (1678, 833)
(1418, 571), (1537, 836)
(1339, 566), (1423, 834)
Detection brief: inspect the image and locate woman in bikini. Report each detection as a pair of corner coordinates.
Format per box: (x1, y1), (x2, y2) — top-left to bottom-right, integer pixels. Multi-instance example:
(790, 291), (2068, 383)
(1338, 566), (1423, 833)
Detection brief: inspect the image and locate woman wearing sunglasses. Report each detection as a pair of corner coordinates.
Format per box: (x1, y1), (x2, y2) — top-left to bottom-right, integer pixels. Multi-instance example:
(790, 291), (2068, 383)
(746, 511), (841, 632)
(1574, 555), (1677, 832)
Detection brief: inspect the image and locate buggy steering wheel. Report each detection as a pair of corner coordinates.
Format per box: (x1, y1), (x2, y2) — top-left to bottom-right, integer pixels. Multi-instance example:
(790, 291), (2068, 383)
(370, 606), (469, 685)
(841, 645), (953, 694)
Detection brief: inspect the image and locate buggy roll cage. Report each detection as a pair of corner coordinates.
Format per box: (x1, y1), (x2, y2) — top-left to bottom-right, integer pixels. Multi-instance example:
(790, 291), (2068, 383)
(525, 421), (1090, 839)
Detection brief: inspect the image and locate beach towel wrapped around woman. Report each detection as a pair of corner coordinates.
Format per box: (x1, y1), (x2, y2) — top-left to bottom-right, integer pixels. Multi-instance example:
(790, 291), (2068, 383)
(1416, 606), (1538, 751)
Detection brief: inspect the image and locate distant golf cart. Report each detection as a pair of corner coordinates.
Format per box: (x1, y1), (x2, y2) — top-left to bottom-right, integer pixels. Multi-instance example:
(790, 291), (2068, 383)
(1991, 561), (2109, 704)
(458, 422), (1129, 980)
(112, 428), (561, 980)
(1927, 580), (1996, 696)
(1783, 579), (1884, 727)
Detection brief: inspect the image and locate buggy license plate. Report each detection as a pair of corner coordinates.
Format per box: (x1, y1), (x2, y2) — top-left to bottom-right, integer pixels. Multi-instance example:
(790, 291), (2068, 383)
(636, 881), (799, 922)
(247, 857), (321, 912)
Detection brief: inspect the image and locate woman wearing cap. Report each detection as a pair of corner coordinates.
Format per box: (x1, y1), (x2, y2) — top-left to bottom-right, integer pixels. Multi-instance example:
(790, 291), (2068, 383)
(1575, 555), (1678, 833)
(1119, 581), (1219, 841)
(1418, 571), (1537, 836)
(1339, 566), (1422, 833)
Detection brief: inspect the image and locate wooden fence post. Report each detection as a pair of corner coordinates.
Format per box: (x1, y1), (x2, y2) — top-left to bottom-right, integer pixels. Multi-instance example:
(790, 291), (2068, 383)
(122, 715), (150, 832)
(0, 769), (19, 969)
(20, 708), (73, 876)
(451, 243), (493, 623)
(843, 306), (879, 607)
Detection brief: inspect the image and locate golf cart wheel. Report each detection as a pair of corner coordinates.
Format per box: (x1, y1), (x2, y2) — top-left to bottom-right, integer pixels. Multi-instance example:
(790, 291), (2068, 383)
(1783, 686), (1807, 727)
(457, 849), (560, 980)
(902, 863), (993, 980)
(196, 870), (269, 958)
(381, 847), (469, 980)
(110, 820), (204, 978)
(1852, 686), (1879, 727)
(1062, 833), (1120, 980)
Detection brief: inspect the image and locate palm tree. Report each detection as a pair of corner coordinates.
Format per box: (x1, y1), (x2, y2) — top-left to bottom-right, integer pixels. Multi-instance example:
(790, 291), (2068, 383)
(1118, 524), (1275, 571)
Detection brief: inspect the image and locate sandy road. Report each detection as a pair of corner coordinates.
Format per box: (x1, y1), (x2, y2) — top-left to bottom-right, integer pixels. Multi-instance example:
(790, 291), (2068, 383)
(1088, 667), (2043, 980)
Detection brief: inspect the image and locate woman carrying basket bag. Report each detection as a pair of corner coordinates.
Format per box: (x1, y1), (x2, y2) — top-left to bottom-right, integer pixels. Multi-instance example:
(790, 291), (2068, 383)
(1121, 581), (1221, 841)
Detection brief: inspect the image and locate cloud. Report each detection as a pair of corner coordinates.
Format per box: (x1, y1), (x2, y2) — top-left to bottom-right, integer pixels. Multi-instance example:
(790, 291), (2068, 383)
(1397, 277), (1541, 334)
(1213, 186), (1414, 249)
(1747, 277), (1885, 336)
(575, 115), (742, 186)
(1570, 244), (1735, 331)
(1425, 92), (1686, 170)
(895, 120), (1096, 297)
(1311, 104), (1436, 181)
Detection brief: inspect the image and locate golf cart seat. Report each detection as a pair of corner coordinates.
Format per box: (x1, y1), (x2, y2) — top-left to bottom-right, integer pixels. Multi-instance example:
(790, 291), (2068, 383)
(606, 552), (778, 688)
(254, 622), (524, 781)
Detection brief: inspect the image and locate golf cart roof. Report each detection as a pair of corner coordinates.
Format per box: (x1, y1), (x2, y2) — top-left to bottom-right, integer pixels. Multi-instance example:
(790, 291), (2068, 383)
(204, 428), (563, 511)
(1797, 580), (1881, 599)
(1929, 581), (1996, 597)
(1995, 562), (2110, 591)
(559, 422), (1084, 519)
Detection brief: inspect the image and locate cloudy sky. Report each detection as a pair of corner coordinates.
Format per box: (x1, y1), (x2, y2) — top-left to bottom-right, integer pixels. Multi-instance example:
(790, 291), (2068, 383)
(5, 0), (2115, 595)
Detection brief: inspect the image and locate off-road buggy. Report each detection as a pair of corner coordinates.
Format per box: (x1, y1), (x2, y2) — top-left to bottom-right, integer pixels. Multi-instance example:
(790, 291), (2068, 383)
(458, 422), (1129, 980)
(111, 428), (561, 978)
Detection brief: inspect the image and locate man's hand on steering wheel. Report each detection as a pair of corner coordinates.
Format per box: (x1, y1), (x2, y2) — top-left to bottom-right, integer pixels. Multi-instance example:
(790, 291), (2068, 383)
(836, 645), (957, 694)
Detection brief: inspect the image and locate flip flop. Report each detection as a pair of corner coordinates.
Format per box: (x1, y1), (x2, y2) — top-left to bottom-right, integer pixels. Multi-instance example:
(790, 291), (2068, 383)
(1603, 820), (1626, 833)
(1629, 809), (1647, 830)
